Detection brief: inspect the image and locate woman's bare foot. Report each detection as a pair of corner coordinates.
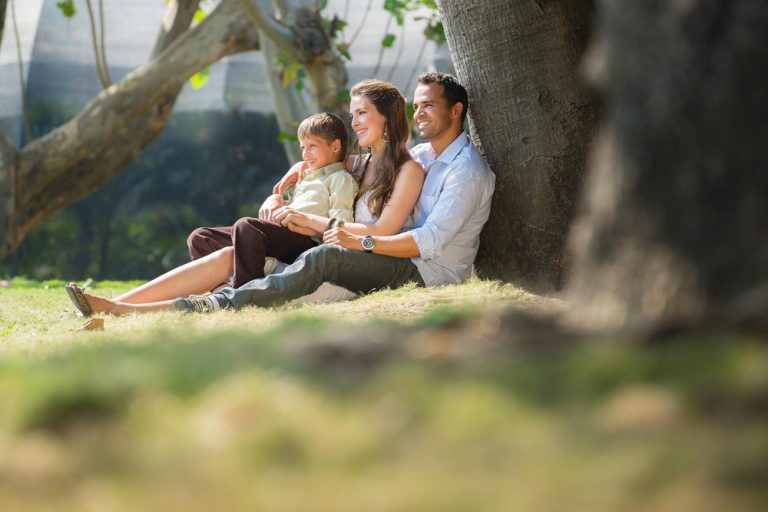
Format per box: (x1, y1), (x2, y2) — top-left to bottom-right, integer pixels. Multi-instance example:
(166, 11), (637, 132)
(83, 292), (126, 316)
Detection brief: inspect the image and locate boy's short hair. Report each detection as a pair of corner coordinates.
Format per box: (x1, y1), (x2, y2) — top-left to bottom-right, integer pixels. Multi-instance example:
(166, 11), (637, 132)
(297, 112), (348, 160)
(417, 72), (469, 125)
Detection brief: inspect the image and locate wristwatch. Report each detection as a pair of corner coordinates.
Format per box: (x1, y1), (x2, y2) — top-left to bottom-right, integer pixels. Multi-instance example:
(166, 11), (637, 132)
(361, 235), (375, 253)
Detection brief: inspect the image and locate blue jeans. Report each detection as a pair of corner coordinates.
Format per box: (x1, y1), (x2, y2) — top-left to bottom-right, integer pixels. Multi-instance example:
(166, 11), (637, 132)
(214, 244), (425, 309)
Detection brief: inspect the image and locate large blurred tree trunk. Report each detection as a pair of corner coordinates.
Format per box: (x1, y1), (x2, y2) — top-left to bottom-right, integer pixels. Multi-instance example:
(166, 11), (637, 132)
(438, 0), (598, 293)
(566, 0), (768, 333)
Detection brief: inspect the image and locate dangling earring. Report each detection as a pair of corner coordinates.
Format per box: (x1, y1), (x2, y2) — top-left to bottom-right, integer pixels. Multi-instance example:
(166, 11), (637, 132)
(383, 128), (389, 143)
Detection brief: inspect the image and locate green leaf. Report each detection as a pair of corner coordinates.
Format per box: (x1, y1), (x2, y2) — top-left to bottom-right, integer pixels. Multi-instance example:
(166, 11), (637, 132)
(281, 66), (298, 88)
(423, 21), (446, 45)
(192, 9), (207, 26)
(319, 0), (329, 11)
(328, 16), (347, 39)
(190, 67), (210, 90)
(56, 0), (76, 18)
(381, 33), (396, 48)
(336, 88), (351, 103)
(277, 131), (299, 143)
(336, 42), (352, 61)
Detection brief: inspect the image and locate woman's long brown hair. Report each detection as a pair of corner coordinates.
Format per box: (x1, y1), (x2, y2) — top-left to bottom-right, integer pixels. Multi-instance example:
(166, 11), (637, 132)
(350, 79), (412, 218)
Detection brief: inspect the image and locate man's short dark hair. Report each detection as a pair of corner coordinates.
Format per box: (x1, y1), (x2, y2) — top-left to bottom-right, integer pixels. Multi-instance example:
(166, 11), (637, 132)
(417, 72), (469, 125)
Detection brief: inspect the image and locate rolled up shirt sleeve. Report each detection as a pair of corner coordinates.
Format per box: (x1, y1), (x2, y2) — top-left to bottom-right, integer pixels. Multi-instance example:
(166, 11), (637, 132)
(410, 166), (481, 261)
(325, 171), (358, 222)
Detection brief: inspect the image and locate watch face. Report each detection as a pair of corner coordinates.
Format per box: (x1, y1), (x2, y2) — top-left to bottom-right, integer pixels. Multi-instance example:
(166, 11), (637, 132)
(362, 235), (374, 251)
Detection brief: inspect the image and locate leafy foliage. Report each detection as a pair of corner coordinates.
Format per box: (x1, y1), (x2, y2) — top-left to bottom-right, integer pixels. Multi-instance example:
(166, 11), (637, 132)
(55, 0), (76, 18)
(0, 106), (288, 281)
(190, 66), (211, 89)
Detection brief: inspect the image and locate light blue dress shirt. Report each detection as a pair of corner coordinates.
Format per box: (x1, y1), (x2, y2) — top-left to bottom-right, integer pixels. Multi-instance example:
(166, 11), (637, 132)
(408, 133), (496, 286)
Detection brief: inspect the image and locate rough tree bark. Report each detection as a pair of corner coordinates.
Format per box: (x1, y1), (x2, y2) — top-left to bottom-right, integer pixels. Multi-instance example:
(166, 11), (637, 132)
(565, 0), (768, 334)
(438, 0), (597, 293)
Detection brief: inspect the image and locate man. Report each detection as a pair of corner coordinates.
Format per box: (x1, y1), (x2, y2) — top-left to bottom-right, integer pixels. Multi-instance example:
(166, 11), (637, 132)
(179, 72), (495, 312)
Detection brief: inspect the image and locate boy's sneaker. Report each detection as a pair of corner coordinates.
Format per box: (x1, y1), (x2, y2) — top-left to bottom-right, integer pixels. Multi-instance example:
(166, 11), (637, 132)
(173, 294), (228, 313)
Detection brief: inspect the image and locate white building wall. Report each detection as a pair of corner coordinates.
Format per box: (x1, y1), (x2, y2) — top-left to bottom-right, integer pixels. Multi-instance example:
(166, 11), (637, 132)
(0, 0), (443, 142)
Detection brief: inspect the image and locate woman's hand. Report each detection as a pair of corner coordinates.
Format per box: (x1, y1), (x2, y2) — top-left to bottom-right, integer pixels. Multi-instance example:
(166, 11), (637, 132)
(273, 161), (306, 195)
(323, 227), (362, 251)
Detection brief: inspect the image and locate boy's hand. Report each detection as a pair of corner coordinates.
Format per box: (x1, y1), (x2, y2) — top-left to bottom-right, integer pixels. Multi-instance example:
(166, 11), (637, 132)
(273, 161), (306, 195)
(258, 194), (284, 221)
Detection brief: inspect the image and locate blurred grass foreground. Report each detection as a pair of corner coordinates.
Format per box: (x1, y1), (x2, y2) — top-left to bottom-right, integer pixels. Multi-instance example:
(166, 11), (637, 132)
(0, 279), (767, 511)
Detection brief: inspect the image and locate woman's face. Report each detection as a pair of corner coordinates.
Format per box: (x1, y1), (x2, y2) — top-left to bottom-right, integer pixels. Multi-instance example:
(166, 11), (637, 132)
(349, 94), (387, 149)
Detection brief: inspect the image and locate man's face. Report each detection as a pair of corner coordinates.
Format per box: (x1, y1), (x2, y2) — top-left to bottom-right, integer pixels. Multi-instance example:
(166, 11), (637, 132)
(412, 83), (457, 141)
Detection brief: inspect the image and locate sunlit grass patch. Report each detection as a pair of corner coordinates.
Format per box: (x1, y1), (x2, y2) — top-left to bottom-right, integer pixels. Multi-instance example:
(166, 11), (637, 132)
(0, 280), (766, 511)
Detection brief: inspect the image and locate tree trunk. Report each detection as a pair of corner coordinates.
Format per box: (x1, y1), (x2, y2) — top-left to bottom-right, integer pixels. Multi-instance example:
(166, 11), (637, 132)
(240, 0), (348, 116)
(260, 33), (310, 163)
(0, 0), (7, 46)
(438, 0), (597, 293)
(565, 0), (768, 334)
(0, 0), (259, 259)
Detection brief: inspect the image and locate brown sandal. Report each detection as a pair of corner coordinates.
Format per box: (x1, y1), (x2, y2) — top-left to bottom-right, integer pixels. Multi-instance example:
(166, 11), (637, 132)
(65, 282), (93, 317)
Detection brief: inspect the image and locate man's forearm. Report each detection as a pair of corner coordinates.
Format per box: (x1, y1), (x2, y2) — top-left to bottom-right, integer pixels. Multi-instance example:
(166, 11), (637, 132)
(369, 232), (421, 258)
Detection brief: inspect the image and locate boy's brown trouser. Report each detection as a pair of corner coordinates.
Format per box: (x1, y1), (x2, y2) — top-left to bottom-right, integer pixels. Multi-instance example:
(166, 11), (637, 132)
(187, 217), (317, 288)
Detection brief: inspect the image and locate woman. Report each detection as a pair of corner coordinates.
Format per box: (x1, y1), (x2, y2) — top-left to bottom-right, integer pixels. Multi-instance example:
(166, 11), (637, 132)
(67, 79), (424, 315)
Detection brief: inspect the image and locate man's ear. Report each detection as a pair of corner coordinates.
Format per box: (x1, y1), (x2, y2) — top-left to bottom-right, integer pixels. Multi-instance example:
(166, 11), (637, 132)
(451, 102), (464, 121)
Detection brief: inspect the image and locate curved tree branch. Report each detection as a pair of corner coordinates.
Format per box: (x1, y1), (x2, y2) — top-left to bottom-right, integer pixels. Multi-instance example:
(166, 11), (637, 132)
(347, 0), (373, 48)
(9, 0), (30, 143)
(7, 0), (259, 255)
(371, 14), (393, 77)
(84, 0), (110, 88)
(97, 0), (112, 85)
(151, 0), (202, 58)
(239, 0), (298, 58)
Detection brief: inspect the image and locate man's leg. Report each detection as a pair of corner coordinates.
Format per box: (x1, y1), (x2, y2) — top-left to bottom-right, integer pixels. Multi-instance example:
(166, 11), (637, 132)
(213, 245), (424, 309)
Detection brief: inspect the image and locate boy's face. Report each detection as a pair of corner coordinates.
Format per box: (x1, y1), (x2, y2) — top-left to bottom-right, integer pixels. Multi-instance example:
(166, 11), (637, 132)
(299, 134), (341, 171)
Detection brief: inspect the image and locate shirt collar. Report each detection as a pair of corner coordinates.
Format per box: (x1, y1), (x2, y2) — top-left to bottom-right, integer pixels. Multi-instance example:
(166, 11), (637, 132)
(303, 161), (346, 181)
(421, 132), (469, 165)
(435, 132), (470, 165)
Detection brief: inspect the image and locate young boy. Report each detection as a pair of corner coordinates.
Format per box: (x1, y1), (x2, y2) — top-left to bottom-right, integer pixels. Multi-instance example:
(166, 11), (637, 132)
(186, 112), (357, 288)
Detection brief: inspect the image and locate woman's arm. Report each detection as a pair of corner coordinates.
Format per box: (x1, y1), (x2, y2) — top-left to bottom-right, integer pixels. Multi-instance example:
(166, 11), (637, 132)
(342, 159), (425, 236)
(272, 160), (307, 195)
(276, 159), (425, 237)
(272, 207), (328, 237)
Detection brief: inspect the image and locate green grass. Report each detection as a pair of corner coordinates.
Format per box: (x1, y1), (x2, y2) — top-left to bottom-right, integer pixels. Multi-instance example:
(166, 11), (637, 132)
(0, 279), (766, 511)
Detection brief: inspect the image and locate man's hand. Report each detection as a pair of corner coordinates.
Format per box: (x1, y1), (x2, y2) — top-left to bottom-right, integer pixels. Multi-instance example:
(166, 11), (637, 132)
(273, 161), (306, 195)
(258, 194), (284, 221)
(323, 227), (362, 251)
